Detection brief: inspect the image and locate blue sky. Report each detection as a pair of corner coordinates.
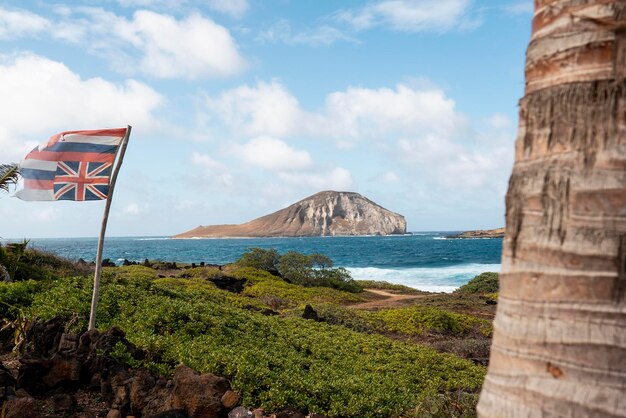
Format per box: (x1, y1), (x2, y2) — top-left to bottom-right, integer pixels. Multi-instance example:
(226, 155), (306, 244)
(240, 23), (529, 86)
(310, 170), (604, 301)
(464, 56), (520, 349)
(0, 0), (532, 238)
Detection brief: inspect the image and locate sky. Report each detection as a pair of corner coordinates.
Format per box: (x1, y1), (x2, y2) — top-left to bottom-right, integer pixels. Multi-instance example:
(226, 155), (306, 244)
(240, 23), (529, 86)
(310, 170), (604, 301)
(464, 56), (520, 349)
(0, 0), (532, 238)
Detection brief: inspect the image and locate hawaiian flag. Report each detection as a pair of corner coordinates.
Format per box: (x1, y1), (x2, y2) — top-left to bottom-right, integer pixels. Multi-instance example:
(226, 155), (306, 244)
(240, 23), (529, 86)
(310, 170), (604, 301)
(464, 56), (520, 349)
(15, 128), (127, 201)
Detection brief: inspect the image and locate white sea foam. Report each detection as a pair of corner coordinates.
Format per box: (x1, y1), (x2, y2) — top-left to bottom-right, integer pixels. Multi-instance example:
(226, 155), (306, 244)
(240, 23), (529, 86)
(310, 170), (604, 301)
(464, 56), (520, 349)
(346, 263), (501, 293)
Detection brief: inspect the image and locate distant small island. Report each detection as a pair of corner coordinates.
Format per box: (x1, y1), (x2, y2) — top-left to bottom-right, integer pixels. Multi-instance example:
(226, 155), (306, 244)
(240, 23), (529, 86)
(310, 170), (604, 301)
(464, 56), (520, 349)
(173, 191), (407, 238)
(446, 228), (505, 239)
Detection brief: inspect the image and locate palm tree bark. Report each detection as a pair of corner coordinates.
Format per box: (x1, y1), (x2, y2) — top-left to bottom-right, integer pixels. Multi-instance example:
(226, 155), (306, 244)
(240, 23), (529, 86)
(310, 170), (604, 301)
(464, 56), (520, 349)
(478, 1), (626, 416)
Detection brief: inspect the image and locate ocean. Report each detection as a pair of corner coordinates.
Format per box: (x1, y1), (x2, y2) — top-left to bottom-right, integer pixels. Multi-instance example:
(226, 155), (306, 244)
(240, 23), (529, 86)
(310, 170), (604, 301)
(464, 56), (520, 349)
(4, 232), (502, 292)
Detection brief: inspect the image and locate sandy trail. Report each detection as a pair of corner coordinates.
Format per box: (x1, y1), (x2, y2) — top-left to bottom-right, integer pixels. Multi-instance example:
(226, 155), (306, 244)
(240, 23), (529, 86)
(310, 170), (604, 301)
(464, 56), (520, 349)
(350, 289), (424, 310)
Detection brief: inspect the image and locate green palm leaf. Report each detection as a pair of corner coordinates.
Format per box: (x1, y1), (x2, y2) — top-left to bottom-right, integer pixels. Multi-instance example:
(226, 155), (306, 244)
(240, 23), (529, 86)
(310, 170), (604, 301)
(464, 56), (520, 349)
(0, 164), (20, 194)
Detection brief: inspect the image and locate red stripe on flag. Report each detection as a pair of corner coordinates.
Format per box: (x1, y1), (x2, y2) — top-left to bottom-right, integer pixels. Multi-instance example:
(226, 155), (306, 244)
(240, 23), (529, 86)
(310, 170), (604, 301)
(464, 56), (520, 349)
(26, 150), (116, 163)
(44, 128), (126, 148)
(24, 179), (53, 190)
(60, 128), (127, 137)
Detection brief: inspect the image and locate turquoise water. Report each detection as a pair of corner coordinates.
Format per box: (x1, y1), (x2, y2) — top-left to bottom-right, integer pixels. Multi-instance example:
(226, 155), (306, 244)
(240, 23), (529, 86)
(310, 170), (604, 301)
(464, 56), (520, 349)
(5, 233), (502, 292)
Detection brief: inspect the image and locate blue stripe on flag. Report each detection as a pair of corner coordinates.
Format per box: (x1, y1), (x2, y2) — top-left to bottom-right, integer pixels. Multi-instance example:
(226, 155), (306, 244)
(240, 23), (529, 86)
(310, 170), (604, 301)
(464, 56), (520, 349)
(45, 142), (118, 154)
(20, 168), (56, 180)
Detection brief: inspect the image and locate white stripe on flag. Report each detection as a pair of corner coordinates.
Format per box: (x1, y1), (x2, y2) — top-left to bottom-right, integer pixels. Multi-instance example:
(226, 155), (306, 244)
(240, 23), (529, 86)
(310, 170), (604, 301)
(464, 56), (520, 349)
(20, 159), (58, 171)
(14, 189), (55, 201)
(61, 134), (124, 146)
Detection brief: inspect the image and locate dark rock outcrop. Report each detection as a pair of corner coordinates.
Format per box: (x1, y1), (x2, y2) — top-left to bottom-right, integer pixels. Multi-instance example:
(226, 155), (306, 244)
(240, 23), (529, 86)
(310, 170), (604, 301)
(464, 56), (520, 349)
(302, 305), (320, 322)
(2, 318), (330, 418)
(445, 228), (505, 239)
(173, 191), (406, 238)
(209, 276), (247, 293)
(7, 318), (236, 418)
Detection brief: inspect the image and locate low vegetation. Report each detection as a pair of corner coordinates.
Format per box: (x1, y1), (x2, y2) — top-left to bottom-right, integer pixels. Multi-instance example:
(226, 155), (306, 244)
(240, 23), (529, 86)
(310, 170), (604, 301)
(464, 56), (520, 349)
(454, 272), (499, 295)
(0, 241), (89, 282)
(236, 248), (363, 293)
(315, 304), (492, 338)
(355, 280), (426, 294)
(0, 244), (497, 417)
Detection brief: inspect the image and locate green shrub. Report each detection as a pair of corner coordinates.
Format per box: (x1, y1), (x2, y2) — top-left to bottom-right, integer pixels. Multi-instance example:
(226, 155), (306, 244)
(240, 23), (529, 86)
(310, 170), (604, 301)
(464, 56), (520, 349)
(277, 251), (362, 293)
(237, 249), (362, 293)
(0, 243), (89, 282)
(356, 280), (425, 294)
(243, 277), (366, 307)
(0, 280), (43, 319)
(177, 266), (222, 279)
(316, 304), (492, 337)
(16, 272), (485, 417)
(455, 273), (499, 295)
(237, 248), (280, 274)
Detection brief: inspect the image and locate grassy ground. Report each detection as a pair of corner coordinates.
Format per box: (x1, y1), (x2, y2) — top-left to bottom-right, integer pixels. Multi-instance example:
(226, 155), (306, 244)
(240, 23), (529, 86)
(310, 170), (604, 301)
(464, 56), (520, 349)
(0, 247), (498, 417)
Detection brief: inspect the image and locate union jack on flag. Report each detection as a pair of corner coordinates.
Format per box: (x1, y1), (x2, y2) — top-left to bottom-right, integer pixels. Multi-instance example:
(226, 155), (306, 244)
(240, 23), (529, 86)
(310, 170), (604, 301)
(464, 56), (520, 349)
(15, 128), (127, 201)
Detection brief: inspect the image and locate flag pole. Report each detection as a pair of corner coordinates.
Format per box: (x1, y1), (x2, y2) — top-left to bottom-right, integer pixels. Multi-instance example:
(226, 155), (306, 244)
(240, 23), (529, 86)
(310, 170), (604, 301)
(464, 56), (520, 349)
(88, 125), (132, 331)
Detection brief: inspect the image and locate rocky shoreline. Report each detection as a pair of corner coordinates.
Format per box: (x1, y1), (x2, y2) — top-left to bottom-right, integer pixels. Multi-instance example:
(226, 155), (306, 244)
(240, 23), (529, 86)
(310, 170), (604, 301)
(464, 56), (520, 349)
(445, 228), (505, 239)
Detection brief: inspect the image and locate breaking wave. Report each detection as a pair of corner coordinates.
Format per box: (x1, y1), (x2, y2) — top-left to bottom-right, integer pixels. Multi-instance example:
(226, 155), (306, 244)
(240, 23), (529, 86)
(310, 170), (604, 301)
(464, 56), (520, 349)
(346, 263), (501, 293)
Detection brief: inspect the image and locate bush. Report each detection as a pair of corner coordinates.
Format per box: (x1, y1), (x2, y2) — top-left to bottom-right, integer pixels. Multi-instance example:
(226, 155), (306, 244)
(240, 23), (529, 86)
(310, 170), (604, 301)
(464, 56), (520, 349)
(0, 242), (89, 281)
(317, 304), (492, 338)
(277, 251), (362, 293)
(237, 249), (362, 293)
(356, 280), (424, 294)
(243, 276), (366, 307)
(277, 251), (313, 283)
(455, 273), (499, 295)
(237, 248), (281, 275)
(5, 268), (485, 417)
(0, 280), (43, 319)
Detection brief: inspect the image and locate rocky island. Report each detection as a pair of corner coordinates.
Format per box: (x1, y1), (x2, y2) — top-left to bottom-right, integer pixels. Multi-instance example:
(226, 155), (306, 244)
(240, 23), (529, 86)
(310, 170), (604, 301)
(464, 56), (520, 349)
(173, 191), (406, 238)
(446, 228), (505, 239)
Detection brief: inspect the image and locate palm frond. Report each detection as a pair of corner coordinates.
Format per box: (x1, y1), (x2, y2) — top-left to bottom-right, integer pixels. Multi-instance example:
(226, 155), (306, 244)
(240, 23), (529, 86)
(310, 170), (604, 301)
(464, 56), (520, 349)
(0, 164), (20, 194)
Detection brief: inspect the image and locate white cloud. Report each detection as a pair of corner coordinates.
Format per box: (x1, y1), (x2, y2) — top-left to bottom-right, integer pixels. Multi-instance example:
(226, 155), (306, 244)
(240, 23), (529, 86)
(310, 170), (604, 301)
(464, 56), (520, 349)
(208, 0), (249, 18)
(232, 137), (313, 171)
(106, 10), (247, 79)
(190, 152), (233, 187)
(203, 81), (464, 144)
(279, 168), (353, 191)
(321, 84), (462, 139)
(1, 7), (246, 80)
(201, 79), (514, 199)
(335, 0), (477, 33)
(114, 0), (249, 18)
(205, 80), (302, 137)
(485, 113), (512, 129)
(0, 53), (163, 161)
(505, 2), (533, 15)
(116, 0), (180, 7)
(382, 171), (400, 183)
(257, 20), (358, 46)
(32, 207), (60, 222)
(122, 203), (141, 215)
(191, 151), (225, 171)
(397, 130), (514, 190)
(0, 7), (50, 39)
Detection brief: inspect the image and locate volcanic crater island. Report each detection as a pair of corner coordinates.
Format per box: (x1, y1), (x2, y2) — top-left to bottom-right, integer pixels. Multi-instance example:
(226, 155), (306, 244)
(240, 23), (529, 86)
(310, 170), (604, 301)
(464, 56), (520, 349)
(173, 191), (407, 238)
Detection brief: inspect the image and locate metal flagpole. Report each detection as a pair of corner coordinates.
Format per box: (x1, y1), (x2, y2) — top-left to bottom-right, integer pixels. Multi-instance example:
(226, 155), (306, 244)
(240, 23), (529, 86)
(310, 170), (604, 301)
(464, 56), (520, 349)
(88, 125), (132, 331)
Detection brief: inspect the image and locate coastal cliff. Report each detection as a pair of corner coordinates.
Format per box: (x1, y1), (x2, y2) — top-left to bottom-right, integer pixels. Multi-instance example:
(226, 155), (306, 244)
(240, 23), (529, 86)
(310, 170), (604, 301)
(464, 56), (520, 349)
(173, 191), (407, 238)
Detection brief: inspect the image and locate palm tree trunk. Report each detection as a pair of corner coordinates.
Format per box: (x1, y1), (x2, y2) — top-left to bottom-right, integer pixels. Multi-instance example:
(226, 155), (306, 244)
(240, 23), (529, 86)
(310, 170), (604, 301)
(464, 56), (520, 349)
(478, 1), (626, 416)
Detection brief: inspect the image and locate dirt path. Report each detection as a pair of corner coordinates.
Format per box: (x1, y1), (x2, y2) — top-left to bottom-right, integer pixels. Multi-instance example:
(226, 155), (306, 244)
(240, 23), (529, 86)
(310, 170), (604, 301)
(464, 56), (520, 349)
(350, 289), (424, 310)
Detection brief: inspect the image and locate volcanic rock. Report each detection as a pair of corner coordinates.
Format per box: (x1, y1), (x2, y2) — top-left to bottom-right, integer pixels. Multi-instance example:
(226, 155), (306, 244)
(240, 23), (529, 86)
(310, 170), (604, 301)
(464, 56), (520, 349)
(301, 305), (320, 322)
(173, 191), (406, 238)
(445, 228), (505, 239)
